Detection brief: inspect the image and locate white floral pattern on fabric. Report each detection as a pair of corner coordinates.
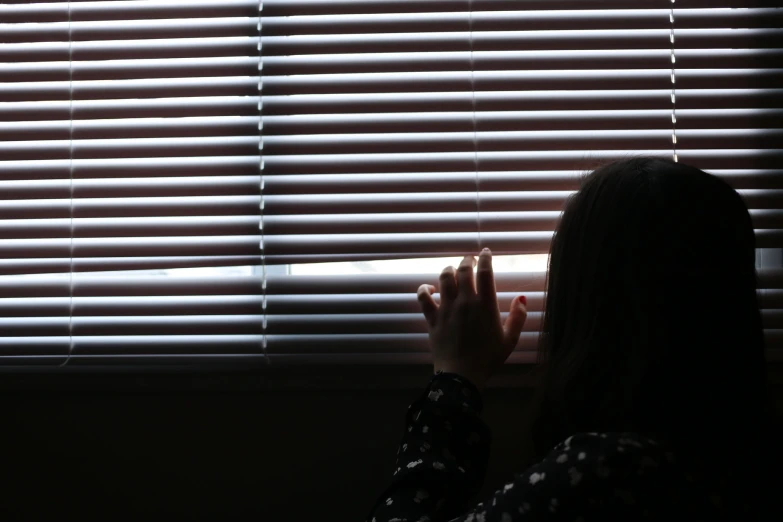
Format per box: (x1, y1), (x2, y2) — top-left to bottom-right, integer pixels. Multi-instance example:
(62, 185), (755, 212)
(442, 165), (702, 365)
(428, 389), (444, 402)
(367, 373), (711, 522)
(529, 472), (546, 485)
(407, 459), (423, 469)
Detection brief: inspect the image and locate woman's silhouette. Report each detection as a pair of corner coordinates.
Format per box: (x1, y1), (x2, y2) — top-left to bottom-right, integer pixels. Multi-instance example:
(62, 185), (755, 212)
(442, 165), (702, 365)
(369, 157), (775, 521)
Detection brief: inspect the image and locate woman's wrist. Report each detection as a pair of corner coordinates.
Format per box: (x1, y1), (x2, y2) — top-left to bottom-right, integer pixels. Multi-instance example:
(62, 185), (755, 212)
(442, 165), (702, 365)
(433, 365), (486, 392)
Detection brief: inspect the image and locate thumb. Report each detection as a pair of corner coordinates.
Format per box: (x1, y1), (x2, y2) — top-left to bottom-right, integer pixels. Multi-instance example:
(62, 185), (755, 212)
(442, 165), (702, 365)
(502, 296), (528, 351)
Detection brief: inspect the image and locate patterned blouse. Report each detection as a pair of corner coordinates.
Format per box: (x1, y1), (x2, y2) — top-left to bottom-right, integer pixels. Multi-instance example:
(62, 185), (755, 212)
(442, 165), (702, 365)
(368, 372), (723, 522)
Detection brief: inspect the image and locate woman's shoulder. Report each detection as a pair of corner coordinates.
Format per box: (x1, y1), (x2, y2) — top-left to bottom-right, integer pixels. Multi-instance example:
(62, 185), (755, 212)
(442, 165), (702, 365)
(550, 431), (669, 464)
(495, 432), (712, 519)
(534, 431), (675, 493)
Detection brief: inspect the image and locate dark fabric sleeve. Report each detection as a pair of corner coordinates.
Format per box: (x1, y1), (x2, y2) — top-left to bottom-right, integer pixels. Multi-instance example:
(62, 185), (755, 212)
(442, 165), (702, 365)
(367, 371), (492, 522)
(371, 424), (695, 522)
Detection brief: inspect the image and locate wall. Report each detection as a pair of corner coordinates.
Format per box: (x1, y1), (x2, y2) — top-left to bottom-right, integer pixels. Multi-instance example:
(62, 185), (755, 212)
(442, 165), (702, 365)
(1, 366), (780, 521)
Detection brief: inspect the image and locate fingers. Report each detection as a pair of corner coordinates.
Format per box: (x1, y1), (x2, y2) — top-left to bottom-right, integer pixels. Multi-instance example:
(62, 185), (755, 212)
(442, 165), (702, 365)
(502, 296), (528, 352)
(456, 255), (476, 297)
(476, 248), (496, 304)
(417, 284), (438, 326)
(439, 265), (458, 303)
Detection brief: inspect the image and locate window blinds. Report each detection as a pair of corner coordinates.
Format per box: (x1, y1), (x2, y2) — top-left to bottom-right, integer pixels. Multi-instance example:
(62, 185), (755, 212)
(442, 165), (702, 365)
(1, 0), (781, 367)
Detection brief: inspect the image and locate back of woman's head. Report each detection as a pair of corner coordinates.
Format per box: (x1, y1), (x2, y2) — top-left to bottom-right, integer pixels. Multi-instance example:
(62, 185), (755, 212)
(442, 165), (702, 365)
(531, 157), (769, 481)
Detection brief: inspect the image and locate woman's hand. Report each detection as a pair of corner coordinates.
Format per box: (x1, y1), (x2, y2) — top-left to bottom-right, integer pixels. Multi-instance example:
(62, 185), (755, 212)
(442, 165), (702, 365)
(417, 248), (528, 390)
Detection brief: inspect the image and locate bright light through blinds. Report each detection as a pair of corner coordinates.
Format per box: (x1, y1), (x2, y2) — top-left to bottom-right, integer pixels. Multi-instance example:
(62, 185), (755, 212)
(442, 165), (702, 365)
(1, 0), (781, 367)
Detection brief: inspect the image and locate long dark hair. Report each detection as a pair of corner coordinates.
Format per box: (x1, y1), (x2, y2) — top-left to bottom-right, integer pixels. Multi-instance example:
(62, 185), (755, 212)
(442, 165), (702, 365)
(530, 157), (771, 510)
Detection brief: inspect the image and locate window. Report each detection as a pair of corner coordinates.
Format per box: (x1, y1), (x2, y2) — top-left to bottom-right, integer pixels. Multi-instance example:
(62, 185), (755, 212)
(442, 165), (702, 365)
(1, 0), (781, 369)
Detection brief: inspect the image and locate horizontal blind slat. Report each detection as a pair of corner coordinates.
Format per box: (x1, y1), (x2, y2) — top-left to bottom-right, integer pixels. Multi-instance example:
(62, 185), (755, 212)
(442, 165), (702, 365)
(257, 9), (783, 36)
(262, 170), (783, 193)
(1, 17), (260, 43)
(1, 176), (261, 200)
(262, 150), (783, 174)
(1, 1), (257, 23)
(3, 7), (779, 42)
(0, 196), (261, 219)
(0, 256), (261, 276)
(260, 1), (778, 16)
(0, 156), (259, 179)
(0, 137), (260, 161)
(1, 57), (258, 82)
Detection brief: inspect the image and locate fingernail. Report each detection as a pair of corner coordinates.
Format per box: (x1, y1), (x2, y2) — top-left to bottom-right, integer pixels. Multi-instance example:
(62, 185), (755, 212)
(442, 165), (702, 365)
(519, 295), (527, 306)
(481, 247), (491, 254)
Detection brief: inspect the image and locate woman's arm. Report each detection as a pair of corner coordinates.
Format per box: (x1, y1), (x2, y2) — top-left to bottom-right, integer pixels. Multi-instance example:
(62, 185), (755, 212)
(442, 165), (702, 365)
(369, 249), (527, 521)
(367, 371), (491, 522)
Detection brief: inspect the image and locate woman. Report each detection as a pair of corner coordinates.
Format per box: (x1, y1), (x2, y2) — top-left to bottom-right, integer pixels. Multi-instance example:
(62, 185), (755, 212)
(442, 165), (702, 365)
(368, 158), (775, 521)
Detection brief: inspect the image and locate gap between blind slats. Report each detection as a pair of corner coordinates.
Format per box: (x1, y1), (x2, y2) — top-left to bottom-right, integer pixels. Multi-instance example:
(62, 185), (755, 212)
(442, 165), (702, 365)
(3, 129), (782, 161)
(260, 150), (783, 173)
(3, 291), (781, 317)
(259, 90), (783, 114)
(5, 310), (783, 337)
(4, 30), (783, 63)
(2, 270), (781, 298)
(3, 110), (782, 144)
(2, 211), (779, 238)
(4, 50), (782, 82)
(4, 90), (782, 122)
(258, 29), (780, 54)
(0, 177), (261, 200)
(3, 170), (781, 196)
(1, 191), (779, 218)
(5, 71), (782, 103)
(3, 332), (781, 357)
(6, 110), (783, 140)
(0, 196), (261, 218)
(0, 76), (254, 103)
(0, 157), (780, 182)
(259, 70), (783, 96)
(259, 170), (783, 193)
(6, 69), (783, 95)
(3, 232), (781, 260)
(0, 256), (261, 276)
(259, 49), (783, 75)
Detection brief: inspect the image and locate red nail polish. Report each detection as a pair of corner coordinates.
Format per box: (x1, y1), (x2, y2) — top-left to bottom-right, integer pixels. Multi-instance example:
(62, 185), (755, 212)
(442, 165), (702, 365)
(519, 295), (527, 306)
